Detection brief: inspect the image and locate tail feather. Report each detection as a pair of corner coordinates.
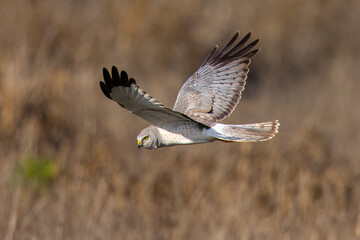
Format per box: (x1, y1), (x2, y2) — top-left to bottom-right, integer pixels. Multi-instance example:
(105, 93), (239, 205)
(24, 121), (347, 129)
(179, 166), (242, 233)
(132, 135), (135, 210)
(212, 120), (279, 142)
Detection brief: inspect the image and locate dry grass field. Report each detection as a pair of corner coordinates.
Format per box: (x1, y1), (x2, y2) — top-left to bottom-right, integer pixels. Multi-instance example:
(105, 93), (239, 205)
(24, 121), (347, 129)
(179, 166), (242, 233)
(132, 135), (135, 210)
(1, 0), (360, 239)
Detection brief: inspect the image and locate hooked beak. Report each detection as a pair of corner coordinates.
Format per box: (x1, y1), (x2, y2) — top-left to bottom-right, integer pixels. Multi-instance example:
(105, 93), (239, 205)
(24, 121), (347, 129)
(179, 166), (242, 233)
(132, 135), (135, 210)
(137, 140), (142, 149)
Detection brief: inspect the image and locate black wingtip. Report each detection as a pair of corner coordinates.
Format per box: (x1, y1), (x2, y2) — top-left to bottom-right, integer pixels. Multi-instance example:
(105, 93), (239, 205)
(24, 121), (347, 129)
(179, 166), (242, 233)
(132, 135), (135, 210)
(243, 48), (260, 58)
(251, 38), (260, 46)
(111, 66), (121, 86)
(121, 71), (128, 83)
(103, 67), (113, 89)
(103, 67), (110, 79)
(129, 78), (136, 85)
(233, 31), (240, 39)
(207, 32), (260, 66)
(101, 66), (137, 98)
(100, 81), (112, 99)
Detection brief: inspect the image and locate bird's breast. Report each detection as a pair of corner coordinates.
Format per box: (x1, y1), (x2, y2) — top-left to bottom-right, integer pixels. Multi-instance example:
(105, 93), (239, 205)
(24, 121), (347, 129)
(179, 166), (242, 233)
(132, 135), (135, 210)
(156, 123), (212, 146)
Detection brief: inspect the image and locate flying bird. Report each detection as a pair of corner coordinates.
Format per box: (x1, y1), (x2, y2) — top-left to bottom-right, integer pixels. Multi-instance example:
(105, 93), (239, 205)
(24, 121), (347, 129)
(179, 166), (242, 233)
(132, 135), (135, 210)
(100, 32), (279, 149)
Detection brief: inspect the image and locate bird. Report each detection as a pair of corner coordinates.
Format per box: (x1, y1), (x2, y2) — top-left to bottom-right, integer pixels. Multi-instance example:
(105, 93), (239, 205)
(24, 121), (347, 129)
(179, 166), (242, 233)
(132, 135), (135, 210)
(100, 32), (279, 149)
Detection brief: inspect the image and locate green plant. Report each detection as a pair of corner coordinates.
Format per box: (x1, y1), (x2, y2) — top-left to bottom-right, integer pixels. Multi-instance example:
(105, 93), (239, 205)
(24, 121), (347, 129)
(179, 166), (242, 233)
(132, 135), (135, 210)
(13, 155), (58, 193)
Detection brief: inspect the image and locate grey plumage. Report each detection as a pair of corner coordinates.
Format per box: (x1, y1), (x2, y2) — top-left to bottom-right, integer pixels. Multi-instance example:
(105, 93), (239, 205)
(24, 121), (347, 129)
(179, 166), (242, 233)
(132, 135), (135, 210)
(100, 32), (279, 149)
(173, 32), (259, 126)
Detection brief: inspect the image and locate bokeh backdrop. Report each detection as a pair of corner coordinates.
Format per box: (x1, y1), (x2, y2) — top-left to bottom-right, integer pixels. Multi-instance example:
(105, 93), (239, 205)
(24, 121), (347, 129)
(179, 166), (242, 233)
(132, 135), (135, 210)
(1, 0), (359, 239)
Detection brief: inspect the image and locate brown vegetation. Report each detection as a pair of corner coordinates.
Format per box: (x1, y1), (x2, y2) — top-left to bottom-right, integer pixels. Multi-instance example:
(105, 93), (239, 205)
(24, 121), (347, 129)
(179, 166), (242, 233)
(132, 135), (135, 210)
(0, 0), (359, 239)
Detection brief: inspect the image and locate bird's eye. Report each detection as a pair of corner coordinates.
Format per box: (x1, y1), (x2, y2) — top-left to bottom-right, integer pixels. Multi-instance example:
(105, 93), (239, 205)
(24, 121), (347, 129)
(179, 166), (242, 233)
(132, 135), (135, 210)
(143, 136), (149, 141)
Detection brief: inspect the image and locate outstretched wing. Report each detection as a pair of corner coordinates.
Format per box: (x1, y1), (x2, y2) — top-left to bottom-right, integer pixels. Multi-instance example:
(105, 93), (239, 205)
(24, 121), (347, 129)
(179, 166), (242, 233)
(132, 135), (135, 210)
(173, 32), (259, 126)
(100, 66), (203, 127)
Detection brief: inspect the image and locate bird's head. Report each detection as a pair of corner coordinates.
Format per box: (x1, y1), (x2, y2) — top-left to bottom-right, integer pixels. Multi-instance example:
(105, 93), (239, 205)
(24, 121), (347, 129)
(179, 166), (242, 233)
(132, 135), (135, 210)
(137, 126), (159, 149)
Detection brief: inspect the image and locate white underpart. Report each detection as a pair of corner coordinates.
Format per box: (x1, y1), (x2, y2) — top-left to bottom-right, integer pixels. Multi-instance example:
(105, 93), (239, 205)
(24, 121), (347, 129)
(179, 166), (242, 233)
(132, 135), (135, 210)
(211, 123), (228, 137)
(207, 123), (238, 140)
(156, 122), (215, 146)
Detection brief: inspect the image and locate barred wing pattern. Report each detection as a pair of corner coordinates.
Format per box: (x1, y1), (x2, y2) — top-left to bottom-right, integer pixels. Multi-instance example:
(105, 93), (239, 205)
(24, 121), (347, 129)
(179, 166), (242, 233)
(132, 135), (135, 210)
(173, 32), (259, 126)
(100, 67), (200, 127)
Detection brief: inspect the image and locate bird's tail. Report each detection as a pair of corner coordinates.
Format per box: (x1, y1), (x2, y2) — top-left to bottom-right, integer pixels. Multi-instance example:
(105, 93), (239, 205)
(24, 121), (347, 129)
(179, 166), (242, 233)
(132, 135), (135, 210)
(212, 120), (279, 142)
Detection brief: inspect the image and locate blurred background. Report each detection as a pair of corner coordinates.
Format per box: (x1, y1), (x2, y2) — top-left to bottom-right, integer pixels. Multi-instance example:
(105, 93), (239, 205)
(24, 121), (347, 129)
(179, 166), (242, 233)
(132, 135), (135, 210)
(1, 0), (359, 239)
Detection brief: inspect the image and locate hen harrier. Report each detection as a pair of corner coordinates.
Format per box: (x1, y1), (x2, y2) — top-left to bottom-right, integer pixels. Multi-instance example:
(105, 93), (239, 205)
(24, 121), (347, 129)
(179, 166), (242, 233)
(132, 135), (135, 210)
(100, 32), (279, 149)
